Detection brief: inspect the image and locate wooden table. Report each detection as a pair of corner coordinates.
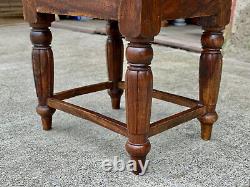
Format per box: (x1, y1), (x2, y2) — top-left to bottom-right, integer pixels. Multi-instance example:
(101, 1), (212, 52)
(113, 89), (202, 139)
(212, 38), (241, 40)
(22, 0), (232, 175)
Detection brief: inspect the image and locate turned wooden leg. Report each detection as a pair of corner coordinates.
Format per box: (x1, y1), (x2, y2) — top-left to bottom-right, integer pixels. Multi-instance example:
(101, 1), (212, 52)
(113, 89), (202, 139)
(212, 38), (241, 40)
(106, 20), (124, 109)
(30, 14), (55, 130)
(125, 41), (153, 175)
(199, 28), (224, 140)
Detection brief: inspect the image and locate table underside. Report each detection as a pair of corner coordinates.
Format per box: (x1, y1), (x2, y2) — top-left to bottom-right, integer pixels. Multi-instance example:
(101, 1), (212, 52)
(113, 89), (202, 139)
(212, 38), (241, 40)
(47, 81), (207, 138)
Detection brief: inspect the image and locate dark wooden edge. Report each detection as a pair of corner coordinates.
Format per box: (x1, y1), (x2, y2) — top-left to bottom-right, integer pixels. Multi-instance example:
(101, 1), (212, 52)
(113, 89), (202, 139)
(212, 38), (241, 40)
(22, 0), (231, 29)
(54, 81), (199, 108)
(153, 38), (201, 53)
(118, 81), (199, 108)
(47, 98), (128, 137)
(152, 90), (199, 108)
(53, 81), (113, 100)
(149, 105), (206, 137)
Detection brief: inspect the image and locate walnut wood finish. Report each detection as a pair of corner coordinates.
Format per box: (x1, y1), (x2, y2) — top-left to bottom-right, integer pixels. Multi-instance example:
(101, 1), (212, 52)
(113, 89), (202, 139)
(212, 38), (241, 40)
(30, 13), (55, 130)
(106, 20), (124, 109)
(23, 0), (232, 175)
(54, 81), (113, 100)
(149, 106), (206, 137)
(198, 24), (224, 141)
(47, 98), (127, 137)
(125, 41), (153, 174)
(22, 0), (231, 25)
(118, 81), (200, 108)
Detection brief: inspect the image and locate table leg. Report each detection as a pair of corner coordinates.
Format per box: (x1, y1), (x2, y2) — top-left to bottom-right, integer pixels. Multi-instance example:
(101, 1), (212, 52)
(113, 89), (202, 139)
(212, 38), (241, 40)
(125, 40), (153, 175)
(106, 20), (124, 109)
(30, 14), (55, 130)
(199, 27), (224, 140)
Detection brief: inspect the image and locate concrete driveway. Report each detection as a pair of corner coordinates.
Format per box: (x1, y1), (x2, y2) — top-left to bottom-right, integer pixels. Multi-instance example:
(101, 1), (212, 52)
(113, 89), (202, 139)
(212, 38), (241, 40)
(0, 24), (249, 187)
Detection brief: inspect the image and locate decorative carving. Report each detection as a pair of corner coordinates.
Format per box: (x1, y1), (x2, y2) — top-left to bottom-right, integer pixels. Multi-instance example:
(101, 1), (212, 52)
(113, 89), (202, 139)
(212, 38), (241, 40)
(199, 29), (224, 140)
(30, 16), (55, 130)
(125, 41), (153, 174)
